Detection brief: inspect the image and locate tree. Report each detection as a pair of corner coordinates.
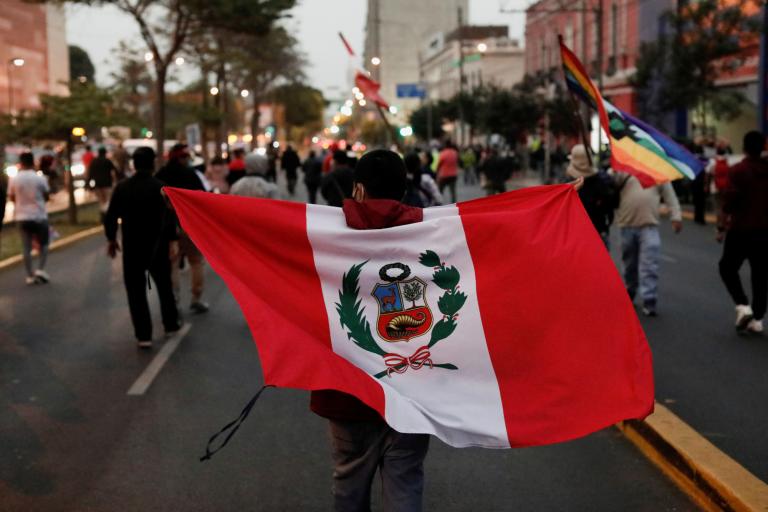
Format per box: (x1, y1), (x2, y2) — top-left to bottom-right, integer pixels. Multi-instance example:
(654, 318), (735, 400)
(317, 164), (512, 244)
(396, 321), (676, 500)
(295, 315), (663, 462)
(109, 41), (154, 124)
(13, 83), (125, 223)
(409, 103), (445, 141)
(631, 0), (762, 134)
(68, 45), (95, 83)
(476, 85), (542, 146)
(402, 282), (422, 309)
(271, 83), (325, 142)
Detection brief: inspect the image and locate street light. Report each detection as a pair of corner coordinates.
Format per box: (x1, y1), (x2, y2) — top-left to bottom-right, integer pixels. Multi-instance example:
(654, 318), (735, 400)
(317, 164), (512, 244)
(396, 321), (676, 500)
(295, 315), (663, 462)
(7, 57), (24, 116)
(371, 56), (381, 66)
(210, 86), (220, 96)
(144, 52), (154, 62)
(240, 89), (250, 98)
(175, 56), (185, 66)
(477, 43), (488, 53)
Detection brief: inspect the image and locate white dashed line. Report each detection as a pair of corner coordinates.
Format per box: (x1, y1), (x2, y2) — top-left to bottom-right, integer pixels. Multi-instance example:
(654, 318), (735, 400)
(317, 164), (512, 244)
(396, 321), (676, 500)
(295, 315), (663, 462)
(127, 323), (192, 396)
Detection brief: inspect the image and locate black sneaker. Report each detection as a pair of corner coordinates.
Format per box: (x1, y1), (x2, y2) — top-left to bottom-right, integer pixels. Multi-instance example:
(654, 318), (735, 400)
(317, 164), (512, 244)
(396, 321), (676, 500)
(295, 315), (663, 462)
(190, 301), (209, 314)
(642, 302), (657, 317)
(137, 340), (153, 349)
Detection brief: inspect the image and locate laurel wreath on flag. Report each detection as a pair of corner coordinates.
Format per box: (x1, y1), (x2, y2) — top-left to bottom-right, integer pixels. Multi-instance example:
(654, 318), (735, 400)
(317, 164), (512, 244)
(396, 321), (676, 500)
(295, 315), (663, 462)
(336, 250), (466, 379)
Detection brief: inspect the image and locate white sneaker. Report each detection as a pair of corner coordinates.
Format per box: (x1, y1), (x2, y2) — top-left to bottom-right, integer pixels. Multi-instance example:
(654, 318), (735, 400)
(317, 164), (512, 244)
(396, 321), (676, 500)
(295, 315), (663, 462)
(34, 269), (50, 283)
(735, 305), (754, 331)
(25, 276), (37, 286)
(747, 319), (764, 334)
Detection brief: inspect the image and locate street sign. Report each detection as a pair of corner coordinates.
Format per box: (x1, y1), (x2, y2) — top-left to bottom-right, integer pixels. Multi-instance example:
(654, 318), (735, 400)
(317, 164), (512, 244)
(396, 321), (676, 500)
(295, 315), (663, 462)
(396, 83), (426, 98)
(186, 123), (201, 148)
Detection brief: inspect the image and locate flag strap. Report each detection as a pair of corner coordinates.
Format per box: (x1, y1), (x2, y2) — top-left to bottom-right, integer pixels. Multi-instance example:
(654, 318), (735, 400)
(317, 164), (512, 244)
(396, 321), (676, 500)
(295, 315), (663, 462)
(199, 385), (274, 462)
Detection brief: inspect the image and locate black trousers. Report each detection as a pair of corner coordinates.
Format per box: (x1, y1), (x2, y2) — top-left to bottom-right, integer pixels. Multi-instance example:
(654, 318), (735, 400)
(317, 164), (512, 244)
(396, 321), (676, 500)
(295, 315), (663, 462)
(306, 184), (319, 205)
(123, 248), (180, 341)
(719, 230), (768, 320)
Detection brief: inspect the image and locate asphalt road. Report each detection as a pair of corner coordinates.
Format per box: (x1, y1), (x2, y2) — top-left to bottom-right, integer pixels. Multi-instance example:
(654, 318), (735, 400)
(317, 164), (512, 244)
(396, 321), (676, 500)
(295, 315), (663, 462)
(0, 176), (697, 511)
(618, 218), (768, 482)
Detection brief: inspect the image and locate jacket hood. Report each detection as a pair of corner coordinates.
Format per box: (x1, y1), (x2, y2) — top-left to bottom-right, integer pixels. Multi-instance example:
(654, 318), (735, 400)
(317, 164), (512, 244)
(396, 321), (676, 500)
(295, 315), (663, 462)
(342, 198), (422, 229)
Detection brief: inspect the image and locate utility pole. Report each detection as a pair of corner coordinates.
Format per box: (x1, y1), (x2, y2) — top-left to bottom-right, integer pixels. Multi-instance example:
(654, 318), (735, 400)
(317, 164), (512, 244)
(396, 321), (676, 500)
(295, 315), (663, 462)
(457, 6), (467, 147)
(372, 0), (381, 83)
(595, 0), (604, 168)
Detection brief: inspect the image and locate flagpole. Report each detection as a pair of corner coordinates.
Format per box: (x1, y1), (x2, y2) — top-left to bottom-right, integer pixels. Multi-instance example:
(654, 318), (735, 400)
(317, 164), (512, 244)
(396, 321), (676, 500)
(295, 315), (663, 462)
(375, 103), (393, 147)
(558, 35), (594, 169)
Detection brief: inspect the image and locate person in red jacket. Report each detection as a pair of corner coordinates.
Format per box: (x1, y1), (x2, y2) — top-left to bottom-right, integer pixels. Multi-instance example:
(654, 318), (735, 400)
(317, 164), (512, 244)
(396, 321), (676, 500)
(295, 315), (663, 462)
(310, 149), (428, 512)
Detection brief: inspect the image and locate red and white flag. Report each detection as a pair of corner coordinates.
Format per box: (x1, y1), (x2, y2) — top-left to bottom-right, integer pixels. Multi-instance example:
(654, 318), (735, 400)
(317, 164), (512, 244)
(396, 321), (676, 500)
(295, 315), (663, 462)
(166, 185), (653, 448)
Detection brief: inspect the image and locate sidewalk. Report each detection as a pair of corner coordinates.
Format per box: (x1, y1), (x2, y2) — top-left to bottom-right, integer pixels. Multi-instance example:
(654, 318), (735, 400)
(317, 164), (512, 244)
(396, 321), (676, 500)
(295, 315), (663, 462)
(2, 188), (96, 225)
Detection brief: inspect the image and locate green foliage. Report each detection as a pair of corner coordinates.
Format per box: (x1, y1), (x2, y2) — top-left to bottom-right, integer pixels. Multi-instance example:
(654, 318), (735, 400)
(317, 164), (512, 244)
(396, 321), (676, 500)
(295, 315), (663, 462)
(631, 0), (763, 129)
(429, 318), (457, 347)
(335, 262), (386, 357)
(433, 266), (460, 291)
(402, 282), (423, 307)
(418, 250), (441, 268)
(69, 45), (95, 83)
(409, 103), (445, 141)
(271, 83), (326, 131)
(437, 292), (467, 317)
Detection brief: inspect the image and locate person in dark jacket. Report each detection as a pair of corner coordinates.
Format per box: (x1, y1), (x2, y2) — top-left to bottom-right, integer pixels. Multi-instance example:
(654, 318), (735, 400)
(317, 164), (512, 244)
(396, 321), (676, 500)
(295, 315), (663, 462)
(104, 147), (180, 348)
(320, 150), (354, 207)
(87, 147), (117, 221)
(302, 150), (323, 204)
(154, 143), (209, 314)
(478, 146), (512, 195)
(311, 149), (429, 512)
(566, 144), (616, 248)
(719, 131), (768, 334)
(281, 145), (301, 195)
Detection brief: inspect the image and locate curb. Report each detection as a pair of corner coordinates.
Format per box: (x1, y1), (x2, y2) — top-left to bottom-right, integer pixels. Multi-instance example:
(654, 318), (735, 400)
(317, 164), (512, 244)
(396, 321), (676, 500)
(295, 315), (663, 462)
(0, 225), (103, 271)
(618, 403), (768, 511)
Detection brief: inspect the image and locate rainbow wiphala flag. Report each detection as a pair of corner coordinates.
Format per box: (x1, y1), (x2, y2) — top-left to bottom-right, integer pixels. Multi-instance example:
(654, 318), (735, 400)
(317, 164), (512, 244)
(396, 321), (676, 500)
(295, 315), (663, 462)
(559, 41), (704, 187)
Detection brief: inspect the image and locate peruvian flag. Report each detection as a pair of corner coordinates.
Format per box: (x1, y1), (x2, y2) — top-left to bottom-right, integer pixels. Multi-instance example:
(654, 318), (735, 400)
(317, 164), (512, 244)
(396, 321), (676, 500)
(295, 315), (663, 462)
(166, 185), (653, 448)
(355, 72), (390, 109)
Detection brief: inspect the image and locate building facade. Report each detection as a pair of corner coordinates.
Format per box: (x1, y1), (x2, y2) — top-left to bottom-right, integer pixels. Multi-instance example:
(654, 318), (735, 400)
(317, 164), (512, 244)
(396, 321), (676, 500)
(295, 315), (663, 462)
(363, 0), (468, 117)
(0, 1), (69, 115)
(525, 0), (640, 113)
(420, 26), (525, 102)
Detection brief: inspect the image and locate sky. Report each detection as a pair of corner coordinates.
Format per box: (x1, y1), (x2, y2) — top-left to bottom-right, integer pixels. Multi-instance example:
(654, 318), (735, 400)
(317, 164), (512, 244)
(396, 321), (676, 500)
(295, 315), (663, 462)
(66, 0), (530, 96)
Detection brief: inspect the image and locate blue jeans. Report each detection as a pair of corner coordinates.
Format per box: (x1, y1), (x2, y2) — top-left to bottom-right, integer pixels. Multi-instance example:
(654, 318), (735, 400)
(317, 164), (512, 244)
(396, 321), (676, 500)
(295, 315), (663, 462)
(621, 226), (661, 305)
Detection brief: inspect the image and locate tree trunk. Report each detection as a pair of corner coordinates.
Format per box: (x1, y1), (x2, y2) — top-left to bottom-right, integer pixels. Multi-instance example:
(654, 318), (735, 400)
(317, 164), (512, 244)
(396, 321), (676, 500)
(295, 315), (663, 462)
(66, 136), (77, 225)
(250, 100), (261, 144)
(154, 67), (167, 165)
(200, 67), (210, 159)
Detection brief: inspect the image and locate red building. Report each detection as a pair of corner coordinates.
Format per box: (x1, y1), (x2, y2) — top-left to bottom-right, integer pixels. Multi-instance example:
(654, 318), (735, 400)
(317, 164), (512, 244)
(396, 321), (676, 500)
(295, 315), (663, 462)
(0, 0), (69, 115)
(525, 0), (640, 113)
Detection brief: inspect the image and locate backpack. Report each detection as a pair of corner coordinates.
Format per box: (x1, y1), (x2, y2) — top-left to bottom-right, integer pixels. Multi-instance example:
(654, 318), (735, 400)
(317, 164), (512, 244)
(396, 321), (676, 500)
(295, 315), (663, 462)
(713, 157), (730, 191)
(403, 182), (427, 208)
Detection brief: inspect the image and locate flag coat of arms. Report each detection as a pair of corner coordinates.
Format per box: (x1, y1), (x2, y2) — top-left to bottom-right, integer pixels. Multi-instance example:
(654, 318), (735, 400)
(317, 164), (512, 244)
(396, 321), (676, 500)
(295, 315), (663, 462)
(166, 185), (654, 449)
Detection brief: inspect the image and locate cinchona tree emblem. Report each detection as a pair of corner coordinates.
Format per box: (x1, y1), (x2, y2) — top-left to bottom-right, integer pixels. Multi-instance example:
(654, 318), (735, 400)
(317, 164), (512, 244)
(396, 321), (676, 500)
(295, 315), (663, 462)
(336, 250), (467, 379)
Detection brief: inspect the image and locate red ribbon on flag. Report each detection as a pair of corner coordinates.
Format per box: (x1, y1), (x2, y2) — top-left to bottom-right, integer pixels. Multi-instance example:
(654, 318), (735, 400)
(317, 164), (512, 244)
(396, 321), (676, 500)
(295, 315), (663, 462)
(383, 346), (434, 377)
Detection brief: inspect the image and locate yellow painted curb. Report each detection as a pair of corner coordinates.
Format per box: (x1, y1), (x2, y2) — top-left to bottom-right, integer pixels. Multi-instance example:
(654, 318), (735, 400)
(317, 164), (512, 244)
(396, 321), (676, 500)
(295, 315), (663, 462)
(618, 403), (768, 511)
(0, 225), (103, 271)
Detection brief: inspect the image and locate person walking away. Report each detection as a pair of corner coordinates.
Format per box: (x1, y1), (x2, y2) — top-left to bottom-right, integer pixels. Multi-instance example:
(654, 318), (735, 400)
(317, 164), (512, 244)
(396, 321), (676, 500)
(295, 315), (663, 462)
(402, 152), (442, 207)
(8, 152), (51, 285)
(566, 144), (616, 248)
(478, 146), (512, 196)
(312, 149), (430, 512)
(0, 170), (6, 254)
(691, 148), (708, 225)
(227, 148), (247, 186)
(281, 144), (301, 196)
(719, 131), (768, 334)
(436, 141), (459, 203)
(710, 147), (730, 242)
(87, 147), (118, 222)
(320, 150), (354, 207)
(303, 150), (323, 204)
(206, 156), (230, 194)
(39, 146), (60, 193)
(230, 153), (279, 199)
(460, 146), (477, 185)
(616, 173), (682, 316)
(112, 142), (130, 180)
(104, 147), (181, 348)
(266, 145), (279, 183)
(155, 144), (209, 314)
(81, 144), (95, 171)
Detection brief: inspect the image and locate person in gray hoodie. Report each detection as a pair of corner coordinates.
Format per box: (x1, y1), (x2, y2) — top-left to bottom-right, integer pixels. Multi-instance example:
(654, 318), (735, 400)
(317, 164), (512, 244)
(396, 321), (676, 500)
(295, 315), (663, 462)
(230, 153), (279, 199)
(615, 174), (682, 316)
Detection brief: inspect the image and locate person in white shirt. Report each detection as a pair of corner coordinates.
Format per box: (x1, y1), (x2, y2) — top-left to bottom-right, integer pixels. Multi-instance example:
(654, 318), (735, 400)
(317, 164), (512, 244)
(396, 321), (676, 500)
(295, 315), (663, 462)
(8, 152), (51, 284)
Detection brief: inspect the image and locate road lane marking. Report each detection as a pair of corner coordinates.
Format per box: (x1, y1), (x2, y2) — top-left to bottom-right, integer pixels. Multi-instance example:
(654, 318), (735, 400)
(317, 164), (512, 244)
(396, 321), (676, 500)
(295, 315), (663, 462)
(127, 323), (192, 396)
(660, 254), (678, 263)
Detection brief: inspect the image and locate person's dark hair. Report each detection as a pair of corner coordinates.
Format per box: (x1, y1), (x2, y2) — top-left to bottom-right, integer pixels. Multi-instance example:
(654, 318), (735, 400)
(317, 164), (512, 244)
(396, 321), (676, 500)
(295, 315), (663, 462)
(354, 149), (407, 200)
(210, 156), (226, 166)
(308, 150), (316, 159)
(85, 144), (92, 151)
(743, 131), (765, 157)
(19, 152), (34, 168)
(233, 148), (245, 158)
(716, 147), (727, 156)
(332, 149), (348, 165)
(133, 146), (156, 173)
(98, 147), (107, 156)
(404, 152), (421, 174)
